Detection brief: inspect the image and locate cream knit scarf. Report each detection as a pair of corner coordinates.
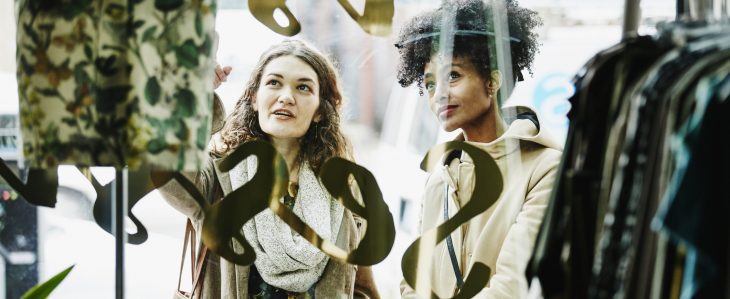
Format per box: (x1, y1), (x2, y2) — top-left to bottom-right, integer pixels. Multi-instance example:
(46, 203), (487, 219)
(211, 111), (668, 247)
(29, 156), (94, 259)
(230, 156), (344, 292)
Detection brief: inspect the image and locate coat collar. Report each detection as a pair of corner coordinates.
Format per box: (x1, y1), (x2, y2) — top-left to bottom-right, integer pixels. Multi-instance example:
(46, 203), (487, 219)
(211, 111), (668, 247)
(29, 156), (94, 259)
(212, 157), (234, 195)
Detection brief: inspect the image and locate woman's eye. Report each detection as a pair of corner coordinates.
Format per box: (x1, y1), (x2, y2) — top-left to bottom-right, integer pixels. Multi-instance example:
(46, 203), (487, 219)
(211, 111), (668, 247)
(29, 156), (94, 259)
(266, 79), (280, 86)
(425, 81), (436, 91)
(449, 72), (460, 80)
(298, 84), (312, 92)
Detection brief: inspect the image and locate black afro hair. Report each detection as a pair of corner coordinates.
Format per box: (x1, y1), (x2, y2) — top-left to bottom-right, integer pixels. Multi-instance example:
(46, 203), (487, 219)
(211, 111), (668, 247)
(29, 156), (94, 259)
(394, 0), (542, 90)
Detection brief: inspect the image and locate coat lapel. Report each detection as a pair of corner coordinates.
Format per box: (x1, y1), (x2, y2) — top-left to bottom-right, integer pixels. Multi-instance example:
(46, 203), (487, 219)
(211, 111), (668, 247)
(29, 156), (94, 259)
(212, 157), (234, 196)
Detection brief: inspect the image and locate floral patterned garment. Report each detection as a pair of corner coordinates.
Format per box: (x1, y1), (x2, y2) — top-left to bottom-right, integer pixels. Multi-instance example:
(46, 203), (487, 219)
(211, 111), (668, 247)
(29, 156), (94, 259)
(15, 0), (217, 170)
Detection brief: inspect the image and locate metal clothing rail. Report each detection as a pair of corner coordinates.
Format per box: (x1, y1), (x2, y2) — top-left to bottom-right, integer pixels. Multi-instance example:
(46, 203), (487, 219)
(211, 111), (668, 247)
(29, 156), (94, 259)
(623, 0), (642, 39)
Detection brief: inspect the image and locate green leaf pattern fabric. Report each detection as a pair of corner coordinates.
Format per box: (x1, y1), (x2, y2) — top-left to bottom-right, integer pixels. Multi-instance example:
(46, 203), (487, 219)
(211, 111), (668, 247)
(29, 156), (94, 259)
(15, 0), (217, 170)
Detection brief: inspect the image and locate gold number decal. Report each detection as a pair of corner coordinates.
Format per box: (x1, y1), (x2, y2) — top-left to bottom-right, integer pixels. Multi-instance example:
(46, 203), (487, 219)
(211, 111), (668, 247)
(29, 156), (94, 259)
(247, 0), (393, 37)
(201, 140), (288, 265)
(401, 141), (503, 298)
(153, 140), (394, 267)
(318, 157), (395, 265)
(248, 0), (301, 36)
(336, 0), (394, 36)
(0, 158), (58, 207)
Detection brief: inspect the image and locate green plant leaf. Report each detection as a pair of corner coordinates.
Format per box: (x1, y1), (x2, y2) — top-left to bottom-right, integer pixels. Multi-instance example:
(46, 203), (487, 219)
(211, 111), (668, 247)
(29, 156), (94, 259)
(61, 0), (92, 20)
(132, 20), (145, 30)
(84, 45), (93, 59)
(195, 13), (203, 38)
(21, 265), (74, 299)
(173, 89), (196, 118)
(166, 118), (189, 140)
(37, 88), (59, 96)
(148, 117), (165, 132)
(196, 117), (209, 150)
(175, 39), (199, 69)
(141, 26), (157, 43)
(23, 24), (41, 45)
(20, 55), (34, 75)
(104, 3), (126, 20)
(177, 147), (185, 170)
(154, 0), (183, 12)
(147, 138), (167, 154)
(61, 117), (78, 126)
(144, 77), (161, 105)
(201, 34), (212, 57)
(95, 55), (119, 76)
(96, 86), (132, 113)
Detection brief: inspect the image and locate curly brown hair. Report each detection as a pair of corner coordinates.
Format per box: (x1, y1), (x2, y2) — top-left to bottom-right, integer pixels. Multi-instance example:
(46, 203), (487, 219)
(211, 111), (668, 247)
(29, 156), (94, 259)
(217, 40), (349, 173)
(394, 0), (542, 92)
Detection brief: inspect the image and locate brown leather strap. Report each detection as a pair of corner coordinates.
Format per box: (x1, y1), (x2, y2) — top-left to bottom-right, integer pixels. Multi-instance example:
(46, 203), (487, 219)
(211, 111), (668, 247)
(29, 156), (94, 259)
(177, 219), (196, 291)
(178, 164), (219, 297)
(191, 245), (209, 296)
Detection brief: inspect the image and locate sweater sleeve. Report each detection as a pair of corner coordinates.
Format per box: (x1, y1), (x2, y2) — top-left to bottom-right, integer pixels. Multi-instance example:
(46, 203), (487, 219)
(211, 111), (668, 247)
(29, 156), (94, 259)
(478, 150), (560, 298)
(158, 92), (224, 223)
(156, 156), (216, 224)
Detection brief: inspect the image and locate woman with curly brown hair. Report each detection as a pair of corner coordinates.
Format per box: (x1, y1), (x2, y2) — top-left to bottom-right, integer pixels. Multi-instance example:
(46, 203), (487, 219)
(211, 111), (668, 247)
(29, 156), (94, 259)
(394, 0), (562, 298)
(162, 39), (378, 298)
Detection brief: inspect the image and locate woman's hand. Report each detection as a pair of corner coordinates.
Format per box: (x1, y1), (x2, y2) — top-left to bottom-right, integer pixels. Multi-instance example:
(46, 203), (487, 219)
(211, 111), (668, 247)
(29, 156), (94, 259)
(213, 64), (232, 90)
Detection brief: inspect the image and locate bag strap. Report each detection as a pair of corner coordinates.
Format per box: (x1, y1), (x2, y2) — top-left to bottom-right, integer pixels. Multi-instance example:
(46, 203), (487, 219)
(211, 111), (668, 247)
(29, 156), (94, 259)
(191, 240), (209, 296)
(444, 184), (465, 289)
(442, 150), (465, 289)
(177, 219), (197, 292)
(176, 167), (220, 296)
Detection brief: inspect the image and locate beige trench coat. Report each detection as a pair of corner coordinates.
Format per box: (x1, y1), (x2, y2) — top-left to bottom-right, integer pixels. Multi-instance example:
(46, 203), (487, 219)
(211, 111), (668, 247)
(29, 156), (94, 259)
(401, 108), (563, 298)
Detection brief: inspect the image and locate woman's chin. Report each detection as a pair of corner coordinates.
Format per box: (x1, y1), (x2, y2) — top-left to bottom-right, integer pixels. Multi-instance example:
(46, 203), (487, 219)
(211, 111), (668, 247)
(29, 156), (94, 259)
(440, 122), (459, 132)
(263, 130), (307, 141)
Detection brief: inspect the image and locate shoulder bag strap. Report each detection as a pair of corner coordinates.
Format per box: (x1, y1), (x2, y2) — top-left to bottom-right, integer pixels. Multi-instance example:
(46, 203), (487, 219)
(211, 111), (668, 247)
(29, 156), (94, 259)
(444, 184), (465, 290)
(190, 167), (220, 296)
(442, 150), (465, 290)
(177, 219), (197, 292)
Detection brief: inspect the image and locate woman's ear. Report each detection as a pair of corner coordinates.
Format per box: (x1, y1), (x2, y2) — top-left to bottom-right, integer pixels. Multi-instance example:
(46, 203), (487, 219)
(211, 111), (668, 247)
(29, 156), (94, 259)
(251, 96), (258, 111)
(487, 70), (503, 91)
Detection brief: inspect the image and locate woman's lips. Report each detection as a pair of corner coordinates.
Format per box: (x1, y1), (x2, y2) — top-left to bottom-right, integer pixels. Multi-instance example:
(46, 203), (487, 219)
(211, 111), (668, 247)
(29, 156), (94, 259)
(272, 109), (294, 120)
(438, 105), (458, 119)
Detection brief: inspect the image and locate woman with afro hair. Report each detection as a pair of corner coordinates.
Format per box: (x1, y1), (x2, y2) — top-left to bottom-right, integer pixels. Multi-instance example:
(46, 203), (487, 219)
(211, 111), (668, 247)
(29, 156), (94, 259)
(395, 0), (562, 297)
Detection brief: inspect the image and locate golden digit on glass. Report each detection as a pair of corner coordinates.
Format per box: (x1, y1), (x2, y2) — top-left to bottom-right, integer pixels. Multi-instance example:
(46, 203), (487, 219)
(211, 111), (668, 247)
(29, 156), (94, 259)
(248, 0), (302, 36)
(318, 157), (395, 265)
(402, 141), (503, 298)
(201, 140), (288, 265)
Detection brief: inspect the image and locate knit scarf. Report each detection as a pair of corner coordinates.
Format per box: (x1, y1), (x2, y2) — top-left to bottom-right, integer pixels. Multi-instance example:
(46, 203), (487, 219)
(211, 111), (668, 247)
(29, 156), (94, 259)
(230, 156), (344, 292)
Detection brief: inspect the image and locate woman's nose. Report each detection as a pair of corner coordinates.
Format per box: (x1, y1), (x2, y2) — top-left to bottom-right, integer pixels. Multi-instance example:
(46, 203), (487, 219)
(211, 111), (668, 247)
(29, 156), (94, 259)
(433, 83), (448, 105)
(277, 88), (295, 105)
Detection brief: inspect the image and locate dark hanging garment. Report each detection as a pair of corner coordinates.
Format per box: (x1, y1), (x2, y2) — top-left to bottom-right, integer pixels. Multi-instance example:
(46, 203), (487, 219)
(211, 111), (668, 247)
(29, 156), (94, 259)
(653, 63), (730, 299)
(590, 32), (722, 299)
(527, 36), (669, 299)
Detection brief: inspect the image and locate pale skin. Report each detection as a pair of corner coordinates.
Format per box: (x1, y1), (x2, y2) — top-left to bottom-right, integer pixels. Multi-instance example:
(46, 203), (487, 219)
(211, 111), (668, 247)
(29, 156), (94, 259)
(214, 57), (321, 182)
(423, 55), (505, 143)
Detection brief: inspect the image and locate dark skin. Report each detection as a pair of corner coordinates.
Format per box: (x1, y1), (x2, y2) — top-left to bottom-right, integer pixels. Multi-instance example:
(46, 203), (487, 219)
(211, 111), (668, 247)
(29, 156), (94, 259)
(423, 55), (505, 143)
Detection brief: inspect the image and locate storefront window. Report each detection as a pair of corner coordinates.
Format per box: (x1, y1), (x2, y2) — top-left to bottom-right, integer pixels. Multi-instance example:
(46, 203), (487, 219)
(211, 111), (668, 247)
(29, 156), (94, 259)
(0, 0), (674, 297)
